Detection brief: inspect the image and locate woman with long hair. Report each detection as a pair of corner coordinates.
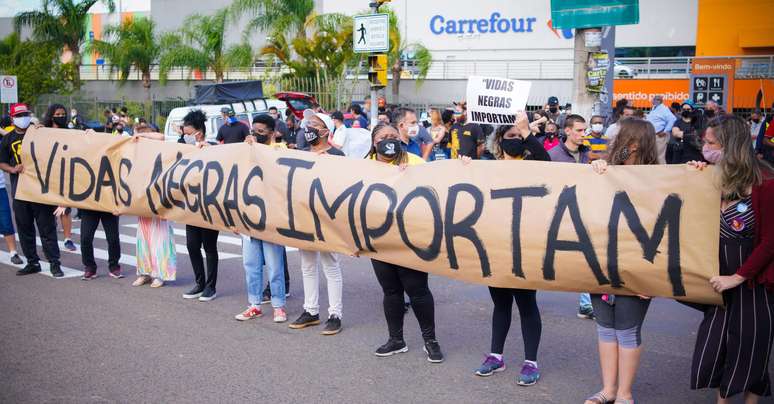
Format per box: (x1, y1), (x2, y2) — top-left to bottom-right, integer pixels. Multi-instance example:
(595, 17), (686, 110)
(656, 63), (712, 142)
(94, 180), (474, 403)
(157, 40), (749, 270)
(584, 118), (658, 404)
(366, 122), (443, 363)
(43, 103), (76, 252)
(689, 115), (774, 404)
(474, 112), (546, 386)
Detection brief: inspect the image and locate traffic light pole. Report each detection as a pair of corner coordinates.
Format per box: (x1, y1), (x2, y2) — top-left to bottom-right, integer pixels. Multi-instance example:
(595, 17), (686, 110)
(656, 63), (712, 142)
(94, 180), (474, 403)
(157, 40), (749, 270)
(369, 2), (379, 129)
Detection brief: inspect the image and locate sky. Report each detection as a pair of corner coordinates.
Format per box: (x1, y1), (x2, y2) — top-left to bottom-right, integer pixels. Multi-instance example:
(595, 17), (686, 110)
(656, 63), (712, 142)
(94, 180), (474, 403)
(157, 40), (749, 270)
(0, 0), (151, 17)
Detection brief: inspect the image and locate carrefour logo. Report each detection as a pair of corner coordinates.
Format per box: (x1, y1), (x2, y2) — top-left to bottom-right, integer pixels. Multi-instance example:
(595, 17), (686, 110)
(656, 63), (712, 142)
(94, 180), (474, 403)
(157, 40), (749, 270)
(430, 12), (537, 35)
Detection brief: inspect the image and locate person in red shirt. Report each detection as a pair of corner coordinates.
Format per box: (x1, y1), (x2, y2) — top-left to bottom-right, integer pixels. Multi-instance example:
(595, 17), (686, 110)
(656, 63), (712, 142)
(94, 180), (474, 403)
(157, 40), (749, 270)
(688, 115), (774, 404)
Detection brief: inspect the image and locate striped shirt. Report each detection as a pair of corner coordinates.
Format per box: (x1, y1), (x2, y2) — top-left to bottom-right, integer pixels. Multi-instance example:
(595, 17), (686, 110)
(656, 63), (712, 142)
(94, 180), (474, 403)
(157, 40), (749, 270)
(582, 134), (609, 160)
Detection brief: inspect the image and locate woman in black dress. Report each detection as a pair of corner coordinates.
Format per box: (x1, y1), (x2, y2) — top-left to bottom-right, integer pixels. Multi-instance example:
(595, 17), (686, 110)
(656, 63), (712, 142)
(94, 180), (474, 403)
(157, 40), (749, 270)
(689, 115), (774, 404)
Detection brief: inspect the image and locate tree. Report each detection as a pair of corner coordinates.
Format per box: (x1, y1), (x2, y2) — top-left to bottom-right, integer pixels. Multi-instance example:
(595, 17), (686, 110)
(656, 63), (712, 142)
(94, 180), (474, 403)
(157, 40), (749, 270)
(87, 17), (160, 98)
(231, 0), (315, 42)
(14, 0), (115, 89)
(0, 33), (72, 106)
(384, 9), (432, 103)
(158, 8), (254, 83)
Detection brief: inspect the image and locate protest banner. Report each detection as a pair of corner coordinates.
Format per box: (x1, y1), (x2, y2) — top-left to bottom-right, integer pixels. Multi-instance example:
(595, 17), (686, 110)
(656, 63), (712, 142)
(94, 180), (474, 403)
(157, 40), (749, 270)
(17, 128), (722, 304)
(465, 76), (531, 125)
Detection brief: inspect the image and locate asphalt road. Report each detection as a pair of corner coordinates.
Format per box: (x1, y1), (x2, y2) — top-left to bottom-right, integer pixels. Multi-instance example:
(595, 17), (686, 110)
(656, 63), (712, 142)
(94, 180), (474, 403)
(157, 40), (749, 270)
(0, 217), (767, 403)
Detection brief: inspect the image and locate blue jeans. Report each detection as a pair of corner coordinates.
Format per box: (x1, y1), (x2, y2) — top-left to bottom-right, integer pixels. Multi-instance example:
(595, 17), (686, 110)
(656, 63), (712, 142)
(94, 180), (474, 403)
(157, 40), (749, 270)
(579, 293), (592, 309)
(242, 236), (286, 308)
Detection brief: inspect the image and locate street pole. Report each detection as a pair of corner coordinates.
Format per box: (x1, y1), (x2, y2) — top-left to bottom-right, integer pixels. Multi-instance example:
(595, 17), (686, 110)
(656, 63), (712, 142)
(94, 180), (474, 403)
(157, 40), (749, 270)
(369, 2), (379, 129)
(571, 28), (598, 121)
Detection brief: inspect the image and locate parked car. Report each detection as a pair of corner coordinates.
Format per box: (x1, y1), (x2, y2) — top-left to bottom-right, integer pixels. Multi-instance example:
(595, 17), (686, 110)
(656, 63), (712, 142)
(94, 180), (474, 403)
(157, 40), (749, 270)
(614, 61), (637, 78)
(274, 92), (319, 119)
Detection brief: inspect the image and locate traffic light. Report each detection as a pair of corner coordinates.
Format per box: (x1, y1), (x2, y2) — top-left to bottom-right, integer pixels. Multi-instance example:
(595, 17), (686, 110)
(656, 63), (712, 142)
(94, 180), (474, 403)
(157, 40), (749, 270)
(368, 54), (388, 89)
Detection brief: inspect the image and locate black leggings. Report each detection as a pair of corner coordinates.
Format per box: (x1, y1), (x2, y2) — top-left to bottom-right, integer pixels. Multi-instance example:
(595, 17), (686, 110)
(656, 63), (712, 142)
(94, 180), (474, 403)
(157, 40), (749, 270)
(185, 225), (219, 290)
(372, 259), (436, 342)
(489, 287), (541, 361)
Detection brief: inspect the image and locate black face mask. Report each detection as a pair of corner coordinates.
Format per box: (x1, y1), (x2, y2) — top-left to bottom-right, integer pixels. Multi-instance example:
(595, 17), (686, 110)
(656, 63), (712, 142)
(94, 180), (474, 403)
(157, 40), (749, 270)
(500, 137), (525, 157)
(376, 138), (401, 159)
(255, 134), (269, 144)
(53, 116), (68, 128)
(549, 107), (558, 114)
(304, 127), (321, 146)
(705, 110), (715, 118)
(681, 110), (691, 118)
(545, 131), (557, 139)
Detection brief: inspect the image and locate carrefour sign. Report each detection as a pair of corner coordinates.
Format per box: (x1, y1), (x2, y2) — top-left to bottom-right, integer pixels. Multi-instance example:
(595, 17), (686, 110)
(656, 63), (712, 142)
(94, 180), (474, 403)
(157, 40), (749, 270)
(430, 12), (538, 35)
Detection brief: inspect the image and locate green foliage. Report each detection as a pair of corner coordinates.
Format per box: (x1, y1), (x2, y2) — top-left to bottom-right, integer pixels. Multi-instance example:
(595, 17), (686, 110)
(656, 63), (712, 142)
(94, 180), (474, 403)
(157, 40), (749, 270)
(86, 17), (160, 89)
(158, 8), (254, 83)
(14, 0), (116, 88)
(0, 32), (72, 105)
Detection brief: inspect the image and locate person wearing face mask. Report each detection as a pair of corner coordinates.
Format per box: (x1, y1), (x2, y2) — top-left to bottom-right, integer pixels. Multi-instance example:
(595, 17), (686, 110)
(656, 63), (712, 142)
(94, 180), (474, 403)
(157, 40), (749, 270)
(539, 122), (560, 151)
(366, 122), (443, 363)
(216, 107), (249, 144)
(268, 106), (288, 140)
(0, 115), (22, 265)
(749, 109), (764, 144)
(449, 101), (483, 159)
(0, 103), (63, 277)
(667, 101), (705, 164)
(688, 115), (774, 404)
(393, 107), (424, 159)
(646, 95), (677, 164)
(474, 112), (546, 386)
(583, 115), (609, 162)
(42, 103), (77, 252)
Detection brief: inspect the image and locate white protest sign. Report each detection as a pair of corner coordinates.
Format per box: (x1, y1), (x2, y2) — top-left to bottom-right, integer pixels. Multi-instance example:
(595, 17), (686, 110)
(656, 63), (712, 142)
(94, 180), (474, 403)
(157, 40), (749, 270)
(1, 75), (18, 104)
(465, 76), (531, 125)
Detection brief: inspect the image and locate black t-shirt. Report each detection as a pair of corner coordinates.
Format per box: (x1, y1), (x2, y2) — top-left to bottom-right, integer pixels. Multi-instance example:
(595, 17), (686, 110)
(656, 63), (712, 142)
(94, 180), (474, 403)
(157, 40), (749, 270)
(324, 146), (345, 156)
(674, 119), (696, 136)
(0, 130), (25, 197)
(216, 122), (250, 144)
(452, 122), (482, 159)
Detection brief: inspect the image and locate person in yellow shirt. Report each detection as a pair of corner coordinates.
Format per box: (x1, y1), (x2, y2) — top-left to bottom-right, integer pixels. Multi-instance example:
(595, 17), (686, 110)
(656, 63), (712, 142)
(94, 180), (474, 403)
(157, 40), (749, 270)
(582, 115), (609, 161)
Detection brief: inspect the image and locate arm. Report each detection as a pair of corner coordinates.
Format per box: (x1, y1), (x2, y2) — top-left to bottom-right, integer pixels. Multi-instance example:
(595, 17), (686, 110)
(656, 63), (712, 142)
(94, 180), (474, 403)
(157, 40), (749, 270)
(135, 131), (165, 141)
(524, 134), (550, 161)
(736, 184), (774, 279)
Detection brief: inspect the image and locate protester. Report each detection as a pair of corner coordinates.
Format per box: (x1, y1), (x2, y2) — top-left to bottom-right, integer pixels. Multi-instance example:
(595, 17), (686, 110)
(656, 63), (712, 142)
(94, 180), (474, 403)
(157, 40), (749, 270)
(285, 115), (302, 149)
(0, 114), (22, 265)
(584, 118), (659, 404)
(393, 108), (424, 159)
(68, 108), (86, 130)
(667, 101), (704, 164)
(377, 110), (392, 125)
(427, 108), (450, 160)
(449, 101), (483, 159)
(547, 115), (594, 319)
(235, 114), (288, 323)
(0, 104), (63, 277)
(474, 112), (545, 385)
(216, 107), (249, 144)
(646, 95), (677, 164)
(539, 121), (560, 151)
(42, 103), (76, 252)
(268, 106), (289, 140)
(688, 115), (774, 404)
(670, 101), (682, 117)
(583, 115), (609, 161)
(288, 114), (344, 335)
(350, 103), (369, 129)
(366, 122), (443, 362)
(103, 108), (116, 133)
(749, 109), (764, 144)
(546, 96), (565, 127)
(610, 98), (630, 126)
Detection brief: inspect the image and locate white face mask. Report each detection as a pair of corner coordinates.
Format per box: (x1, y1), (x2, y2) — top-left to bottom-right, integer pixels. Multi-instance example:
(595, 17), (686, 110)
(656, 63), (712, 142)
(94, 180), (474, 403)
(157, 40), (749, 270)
(407, 124), (420, 138)
(13, 116), (31, 129)
(71, 110), (77, 117)
(591, 123), (604, 133)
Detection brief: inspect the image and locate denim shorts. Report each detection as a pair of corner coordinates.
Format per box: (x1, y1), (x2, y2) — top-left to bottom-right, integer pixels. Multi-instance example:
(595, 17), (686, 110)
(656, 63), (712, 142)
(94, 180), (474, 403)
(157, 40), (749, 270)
(0, 187), (15, 235)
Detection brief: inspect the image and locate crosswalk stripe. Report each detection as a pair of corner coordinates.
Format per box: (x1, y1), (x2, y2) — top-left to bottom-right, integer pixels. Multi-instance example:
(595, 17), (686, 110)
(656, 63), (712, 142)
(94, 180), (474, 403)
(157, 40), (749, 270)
(37, 238), (144, 268)
(71, 228), (242, 259)
(121, 223), (299, 252)
(0, 250), (83, 279)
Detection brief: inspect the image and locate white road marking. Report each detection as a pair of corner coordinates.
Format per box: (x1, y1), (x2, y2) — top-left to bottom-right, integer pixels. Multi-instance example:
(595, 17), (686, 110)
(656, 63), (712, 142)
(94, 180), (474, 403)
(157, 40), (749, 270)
(71, 228), (242, 259)
(121, 223), (298, 252)
(0, 250), (83, 279)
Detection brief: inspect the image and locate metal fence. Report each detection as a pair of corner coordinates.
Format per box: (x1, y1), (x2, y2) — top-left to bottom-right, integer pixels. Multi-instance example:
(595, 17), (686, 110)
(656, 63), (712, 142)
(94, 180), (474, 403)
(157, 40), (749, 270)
(32, 94), (188, 129)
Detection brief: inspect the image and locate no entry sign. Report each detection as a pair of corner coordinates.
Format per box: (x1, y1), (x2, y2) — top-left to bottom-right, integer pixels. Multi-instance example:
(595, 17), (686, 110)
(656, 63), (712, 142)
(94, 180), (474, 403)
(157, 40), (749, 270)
(1, 75), (18, 104)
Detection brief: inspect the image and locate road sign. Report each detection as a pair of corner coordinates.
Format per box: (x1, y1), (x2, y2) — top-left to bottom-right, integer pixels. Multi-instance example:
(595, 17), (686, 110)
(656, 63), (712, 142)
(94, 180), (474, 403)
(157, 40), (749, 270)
(550, 0), (639, 29)
(353, 13), (389, 53)
(690, 59), (735, 108)
(1, 75), (18, 104)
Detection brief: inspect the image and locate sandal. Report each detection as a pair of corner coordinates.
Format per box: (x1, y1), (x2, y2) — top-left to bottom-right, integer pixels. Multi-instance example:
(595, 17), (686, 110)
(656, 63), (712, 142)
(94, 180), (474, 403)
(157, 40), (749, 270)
(585, 392), (615, 404)
(132, 275), (151, 287)
(150, 278), (164, 288)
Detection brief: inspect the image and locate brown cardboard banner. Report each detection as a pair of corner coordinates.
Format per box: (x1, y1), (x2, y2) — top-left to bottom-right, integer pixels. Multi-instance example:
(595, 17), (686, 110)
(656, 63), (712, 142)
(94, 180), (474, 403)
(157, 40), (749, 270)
(17, 128), (722, 304)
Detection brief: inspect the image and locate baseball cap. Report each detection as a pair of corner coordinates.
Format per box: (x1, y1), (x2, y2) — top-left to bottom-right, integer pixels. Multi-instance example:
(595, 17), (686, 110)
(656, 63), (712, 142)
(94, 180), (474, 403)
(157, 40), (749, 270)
(10, 103), (30, 117)
(681, 99), (695, 108)
(220, 107), (235, 116)
(547, 96), (559, 106)
(314, 113), (334, 133)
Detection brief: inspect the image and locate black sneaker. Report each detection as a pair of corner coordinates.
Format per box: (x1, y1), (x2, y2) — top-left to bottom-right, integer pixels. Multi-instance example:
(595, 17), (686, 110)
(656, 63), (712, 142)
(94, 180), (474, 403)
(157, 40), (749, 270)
(321, 315), (342, 335)
(198, 287), (217, 302)
(375, 339), (408, 357)
(50, 263), (64, 278)
(10, 253), (23, 265)
(16, 263), (41, 276)
(288, 311), (320, 329)
(578, 306), (595, 320)
(423, 340), (444, 363)
(404, 301), (411, 313)
(182, 285), (204, 299)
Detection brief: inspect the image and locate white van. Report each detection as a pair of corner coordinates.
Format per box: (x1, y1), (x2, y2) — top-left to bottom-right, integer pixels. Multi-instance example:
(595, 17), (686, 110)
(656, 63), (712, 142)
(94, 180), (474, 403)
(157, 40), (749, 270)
(163, 99), (288, 143)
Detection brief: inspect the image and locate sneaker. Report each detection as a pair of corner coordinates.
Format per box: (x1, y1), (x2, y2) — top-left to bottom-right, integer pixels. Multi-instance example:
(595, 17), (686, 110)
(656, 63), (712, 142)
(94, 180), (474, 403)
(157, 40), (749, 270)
(64, 239), (77, 251)
(404, 301), (411, 313)
(108, 267), (123, 279)
(578, 306), (595, 320)
(16, 263), (41, 276)
(260, 289), (271, 305)
(288, 311), (320, 329)
(321, 315), (342, 335)
(423, 340), (444, 363)
(475, 355), (506, 376)
(50, 263), (64, 278)
(517, 362), (540, 386)
(198, 288), (216, 302)
(273, 307), (287, 323)
(375, 339), (408, 357)
(235, 306), (262, 321)
(10, 253), (23, 265)
(182, 285), (204, 299)
(81, 270), (97, 280)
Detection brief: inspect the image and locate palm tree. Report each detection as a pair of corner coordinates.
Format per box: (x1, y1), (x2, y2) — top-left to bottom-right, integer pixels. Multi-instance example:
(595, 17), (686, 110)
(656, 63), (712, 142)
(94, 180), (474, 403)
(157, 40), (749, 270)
(14, 0), (115, 89)
(384, 9), (432, 103)
(158, 8), (254, 83)
(230, 0), (315, 42)
(87, 17), (160, 98)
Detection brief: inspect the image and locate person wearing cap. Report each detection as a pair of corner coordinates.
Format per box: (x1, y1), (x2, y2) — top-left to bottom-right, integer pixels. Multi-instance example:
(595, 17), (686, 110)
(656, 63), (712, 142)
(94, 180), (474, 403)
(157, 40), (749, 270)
(288, 113), (345, 335)
(667, 100), (704, 164)
(0, 103), (63, 277)
(0, 115), (22, 266)
(546, 96), (566, 128)
(216, 107), (250, 144)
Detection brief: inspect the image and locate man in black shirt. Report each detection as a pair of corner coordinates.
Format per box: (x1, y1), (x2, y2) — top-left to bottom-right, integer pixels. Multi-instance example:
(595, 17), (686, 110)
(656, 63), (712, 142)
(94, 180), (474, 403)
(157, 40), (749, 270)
(216, 107), (250, 144)
(269, 106), (289, 140)
(0, 103), (63, 277)
(449, 101), (483, 159)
